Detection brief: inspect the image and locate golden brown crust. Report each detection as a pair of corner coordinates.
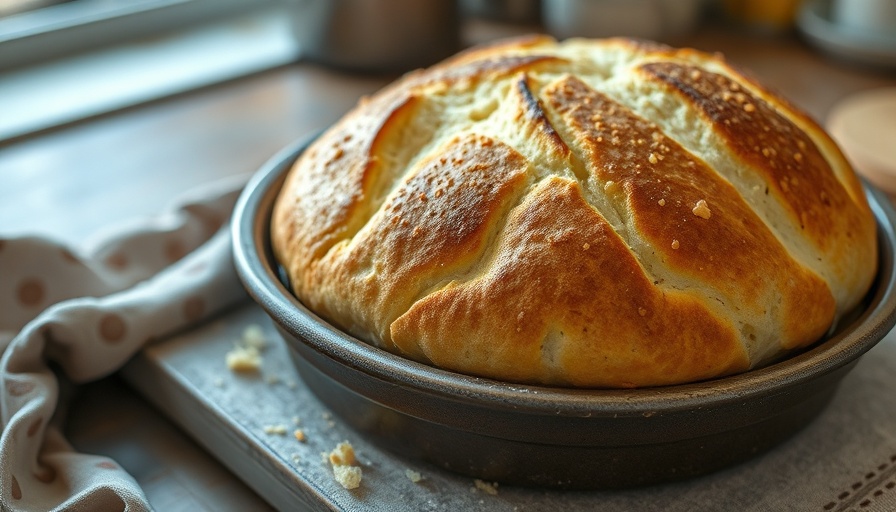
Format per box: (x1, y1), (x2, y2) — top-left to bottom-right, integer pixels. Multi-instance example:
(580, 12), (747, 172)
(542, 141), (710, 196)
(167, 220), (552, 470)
(391, 177), (749, 387)
(515, 74), (571, 158)
(271, 36), (877, 388)
(639, 62), (860, 252)
(271, 91), (423, 275)
(282, 134), (531, 349)
(541, 75), (836, 350)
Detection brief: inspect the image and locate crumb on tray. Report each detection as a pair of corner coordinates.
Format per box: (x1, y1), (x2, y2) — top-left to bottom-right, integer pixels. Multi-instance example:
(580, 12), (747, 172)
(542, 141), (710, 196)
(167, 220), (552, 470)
(225, 323), (270, 373)
(333, 465), (363, 490)
(473, 479), (499, 495)
(225, 345), (261, 373)
(328, 441), (356, 466)
(263, 424), (288, 436)
(327, 441), (362, 489)
(405, 469), (423, 483)
(242, 324), (267, 350)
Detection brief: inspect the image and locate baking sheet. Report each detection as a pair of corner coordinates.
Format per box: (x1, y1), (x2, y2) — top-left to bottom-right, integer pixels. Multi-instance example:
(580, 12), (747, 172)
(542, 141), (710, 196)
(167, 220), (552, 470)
(121, 300), (896, 512)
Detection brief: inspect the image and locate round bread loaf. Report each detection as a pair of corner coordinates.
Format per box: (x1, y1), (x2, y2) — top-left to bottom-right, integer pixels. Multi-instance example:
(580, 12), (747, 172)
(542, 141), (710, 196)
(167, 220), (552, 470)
(271, 36), (878, 388)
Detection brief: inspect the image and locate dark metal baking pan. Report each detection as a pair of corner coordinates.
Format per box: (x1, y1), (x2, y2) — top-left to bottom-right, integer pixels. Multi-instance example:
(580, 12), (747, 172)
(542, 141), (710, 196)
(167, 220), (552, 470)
(232, 134), (896, 489)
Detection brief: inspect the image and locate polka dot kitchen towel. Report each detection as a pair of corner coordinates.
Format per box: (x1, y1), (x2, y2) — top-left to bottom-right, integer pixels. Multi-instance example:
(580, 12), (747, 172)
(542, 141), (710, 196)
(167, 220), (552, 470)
(0, 175), (249, 512)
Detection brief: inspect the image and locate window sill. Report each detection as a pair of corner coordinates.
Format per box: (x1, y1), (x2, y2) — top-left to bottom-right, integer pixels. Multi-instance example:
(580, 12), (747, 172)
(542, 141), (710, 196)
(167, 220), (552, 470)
(0, 6), (298, 143)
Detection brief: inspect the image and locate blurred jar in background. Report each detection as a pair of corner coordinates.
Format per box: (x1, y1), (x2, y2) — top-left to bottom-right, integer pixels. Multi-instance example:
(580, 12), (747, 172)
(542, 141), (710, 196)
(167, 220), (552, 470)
(831, 0), (896, 36)
(722, 0), (804, 34)
(541, 0), (705, 41)
(286, 0), (460, 73)
(461, 0), (541, 24)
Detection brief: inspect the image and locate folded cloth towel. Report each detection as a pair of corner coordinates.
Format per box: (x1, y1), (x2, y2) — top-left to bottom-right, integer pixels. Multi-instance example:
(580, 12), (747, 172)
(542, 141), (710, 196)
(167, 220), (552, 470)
(0, 175), (249, 512)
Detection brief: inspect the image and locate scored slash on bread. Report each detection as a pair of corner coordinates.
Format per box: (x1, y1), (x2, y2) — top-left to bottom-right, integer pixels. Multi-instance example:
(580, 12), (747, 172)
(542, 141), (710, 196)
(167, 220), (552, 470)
(271, 36), (877, 388)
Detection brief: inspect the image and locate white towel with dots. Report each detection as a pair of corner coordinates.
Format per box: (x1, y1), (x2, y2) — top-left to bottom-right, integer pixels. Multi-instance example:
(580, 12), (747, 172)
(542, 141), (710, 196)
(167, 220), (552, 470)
(0, 175), (248, 512)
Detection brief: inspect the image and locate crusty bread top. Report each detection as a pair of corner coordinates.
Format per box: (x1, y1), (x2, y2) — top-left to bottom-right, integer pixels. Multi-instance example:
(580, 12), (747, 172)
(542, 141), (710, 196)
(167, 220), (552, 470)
(271, 36), (877, 388)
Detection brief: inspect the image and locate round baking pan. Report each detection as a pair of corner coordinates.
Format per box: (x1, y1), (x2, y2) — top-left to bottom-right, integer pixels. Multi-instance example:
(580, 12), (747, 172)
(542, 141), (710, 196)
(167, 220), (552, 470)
(232, 134), (896, 489)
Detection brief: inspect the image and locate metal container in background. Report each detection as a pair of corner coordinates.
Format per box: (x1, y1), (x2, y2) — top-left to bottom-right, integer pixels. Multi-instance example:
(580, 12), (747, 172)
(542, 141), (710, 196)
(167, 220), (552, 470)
(461, 0), (541, 24)
(542, 0), (705, 41)
(286, 0), (461, 73)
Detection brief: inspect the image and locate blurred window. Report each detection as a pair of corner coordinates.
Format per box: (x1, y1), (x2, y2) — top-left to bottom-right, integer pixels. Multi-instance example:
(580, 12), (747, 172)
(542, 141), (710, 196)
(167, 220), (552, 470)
(0, 0), (272, 71)
(0, 0), (291, 141)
